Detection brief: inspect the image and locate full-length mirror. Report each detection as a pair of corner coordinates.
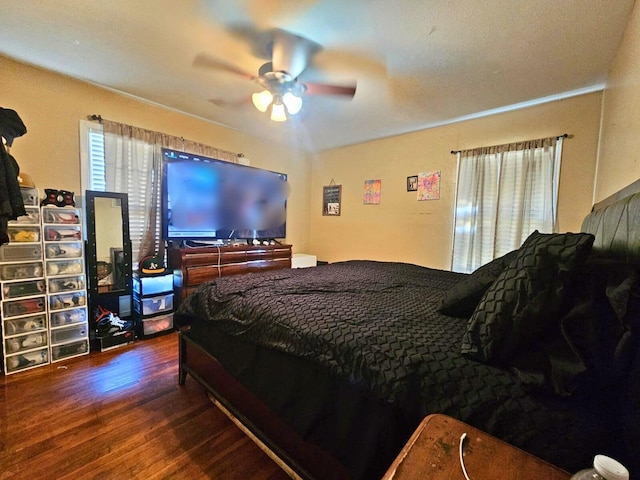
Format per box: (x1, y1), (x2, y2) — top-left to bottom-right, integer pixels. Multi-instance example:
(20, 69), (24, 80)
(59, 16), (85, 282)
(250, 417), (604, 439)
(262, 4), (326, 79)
(95, 197), (125, 292)
(85, 190), (132, 320)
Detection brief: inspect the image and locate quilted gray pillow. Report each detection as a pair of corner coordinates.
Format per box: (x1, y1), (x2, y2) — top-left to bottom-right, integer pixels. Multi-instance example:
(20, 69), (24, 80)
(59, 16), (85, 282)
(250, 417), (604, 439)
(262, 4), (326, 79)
(461, 230), (595, 364)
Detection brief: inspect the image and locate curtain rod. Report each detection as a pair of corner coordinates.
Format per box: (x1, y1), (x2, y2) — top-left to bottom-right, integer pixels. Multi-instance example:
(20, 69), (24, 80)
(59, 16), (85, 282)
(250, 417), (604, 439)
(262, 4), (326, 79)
(450, 133), (569, 155)
(87, 114), (243, 159)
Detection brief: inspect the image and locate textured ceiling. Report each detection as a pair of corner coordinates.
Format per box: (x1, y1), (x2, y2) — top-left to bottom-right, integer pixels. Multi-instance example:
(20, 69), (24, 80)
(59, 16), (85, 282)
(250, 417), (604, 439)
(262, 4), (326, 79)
(0, 0), (634, 152)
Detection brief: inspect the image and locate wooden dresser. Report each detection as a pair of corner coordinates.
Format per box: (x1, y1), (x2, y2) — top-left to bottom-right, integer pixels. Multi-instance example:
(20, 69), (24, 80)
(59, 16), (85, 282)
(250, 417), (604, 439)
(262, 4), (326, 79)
(167, 244), (292, 305)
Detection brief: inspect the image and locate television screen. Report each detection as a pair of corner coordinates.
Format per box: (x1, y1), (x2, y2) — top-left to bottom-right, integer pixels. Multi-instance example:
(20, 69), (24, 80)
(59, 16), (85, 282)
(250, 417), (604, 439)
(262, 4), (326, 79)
(162, 149), (288, 240)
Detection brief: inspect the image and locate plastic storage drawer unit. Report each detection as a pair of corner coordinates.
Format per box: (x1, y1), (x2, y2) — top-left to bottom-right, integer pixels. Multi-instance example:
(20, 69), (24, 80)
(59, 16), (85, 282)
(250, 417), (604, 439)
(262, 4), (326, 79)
(20, 188), (38, 206)
(50, 324), (89, 345)
(7, 225), (40, 243)
(48, 275), (85, 293)
(44, 225), (82, 242)
(4, 331), (47, 354)
(50, 307), (87, 327)
(42, 207), (81, 225)
(141, 313), (174, 336)
(11, 206), (41, 225)
(3, 314), (47, 336)
(2, 279), (45, 299)
(0, 244), (42, 262)
(133, 273), (173, 296)
(49, 291), (86, 311)
(0, 262), (43, 281)
(3, 296), (46, 318)
(45, 242), (83, 259)
(46, 258), (83, 276)
(51, 340), (89, 362)
(136, 293), (174, 316)
(5, 348), (48, 374)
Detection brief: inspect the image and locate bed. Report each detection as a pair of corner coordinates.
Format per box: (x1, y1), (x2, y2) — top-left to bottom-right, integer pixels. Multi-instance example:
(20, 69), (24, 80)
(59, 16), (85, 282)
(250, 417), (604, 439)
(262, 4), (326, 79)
(175, 187), (640, 480)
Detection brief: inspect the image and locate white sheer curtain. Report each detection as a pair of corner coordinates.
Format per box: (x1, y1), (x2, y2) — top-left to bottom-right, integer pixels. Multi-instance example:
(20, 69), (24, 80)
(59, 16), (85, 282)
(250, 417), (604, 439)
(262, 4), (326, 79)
(452, 136), (563, 273)
(101, 122), (237, 265)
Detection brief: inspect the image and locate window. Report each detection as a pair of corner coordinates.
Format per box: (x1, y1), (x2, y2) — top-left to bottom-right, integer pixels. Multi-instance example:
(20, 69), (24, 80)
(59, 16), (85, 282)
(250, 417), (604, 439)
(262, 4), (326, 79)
(451, 136), (563, 273)
(80, 120), (161, 266)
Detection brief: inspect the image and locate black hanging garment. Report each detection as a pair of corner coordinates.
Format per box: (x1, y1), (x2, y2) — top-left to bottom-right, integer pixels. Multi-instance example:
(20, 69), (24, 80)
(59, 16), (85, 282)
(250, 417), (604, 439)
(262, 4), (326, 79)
(0, 107), (27, 245)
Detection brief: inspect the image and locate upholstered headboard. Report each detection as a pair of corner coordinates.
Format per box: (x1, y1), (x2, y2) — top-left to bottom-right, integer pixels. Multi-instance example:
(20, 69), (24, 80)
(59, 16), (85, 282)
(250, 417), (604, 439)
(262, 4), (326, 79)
(581, 189), (640, 262)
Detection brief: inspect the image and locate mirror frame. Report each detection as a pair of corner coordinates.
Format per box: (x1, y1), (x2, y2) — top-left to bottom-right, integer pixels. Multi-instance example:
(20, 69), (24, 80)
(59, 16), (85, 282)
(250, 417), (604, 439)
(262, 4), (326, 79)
(85, 190), (133, 314)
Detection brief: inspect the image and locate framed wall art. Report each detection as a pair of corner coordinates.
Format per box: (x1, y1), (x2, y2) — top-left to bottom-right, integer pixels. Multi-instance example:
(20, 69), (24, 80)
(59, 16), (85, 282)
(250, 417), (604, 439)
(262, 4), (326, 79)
(417, 171), (441, 201)
(363, 179), (381, 205)
(322, 184), (342, 216)
(407, 175), (418, 192)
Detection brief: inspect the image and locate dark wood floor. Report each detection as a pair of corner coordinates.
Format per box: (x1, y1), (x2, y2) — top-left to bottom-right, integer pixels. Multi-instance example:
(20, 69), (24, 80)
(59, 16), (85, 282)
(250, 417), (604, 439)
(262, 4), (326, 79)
(0, 332), (289, 480)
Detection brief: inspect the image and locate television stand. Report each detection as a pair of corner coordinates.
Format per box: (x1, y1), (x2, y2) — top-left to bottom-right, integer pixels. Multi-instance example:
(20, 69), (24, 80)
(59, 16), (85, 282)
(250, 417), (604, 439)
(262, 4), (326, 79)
(167, 243), (292, 306)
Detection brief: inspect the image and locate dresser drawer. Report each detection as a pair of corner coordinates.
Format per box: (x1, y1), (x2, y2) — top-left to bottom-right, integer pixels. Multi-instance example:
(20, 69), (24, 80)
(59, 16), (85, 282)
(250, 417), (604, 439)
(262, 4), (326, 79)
(186, 263), (248, 286)
(182, 249), (246, 267)
(246, 246), (292, 260)
(246, 257), (291, 272)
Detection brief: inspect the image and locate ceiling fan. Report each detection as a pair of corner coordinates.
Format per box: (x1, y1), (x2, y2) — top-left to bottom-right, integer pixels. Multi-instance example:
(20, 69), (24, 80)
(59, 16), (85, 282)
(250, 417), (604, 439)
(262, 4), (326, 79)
(193, 29), (357, 122)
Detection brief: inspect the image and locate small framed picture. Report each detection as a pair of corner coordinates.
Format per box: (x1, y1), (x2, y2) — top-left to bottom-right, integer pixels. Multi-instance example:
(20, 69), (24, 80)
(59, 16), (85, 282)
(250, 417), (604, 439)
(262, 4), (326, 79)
(407, 175), (418, 192)
(323, 185), (342, 216)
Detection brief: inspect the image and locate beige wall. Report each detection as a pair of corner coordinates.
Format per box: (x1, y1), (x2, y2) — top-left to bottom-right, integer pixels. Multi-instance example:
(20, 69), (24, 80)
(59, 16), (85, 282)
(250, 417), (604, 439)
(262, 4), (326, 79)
(595, 1), (640, 202)
(309, 93), (602, 269)
(1, 55), (310, 252)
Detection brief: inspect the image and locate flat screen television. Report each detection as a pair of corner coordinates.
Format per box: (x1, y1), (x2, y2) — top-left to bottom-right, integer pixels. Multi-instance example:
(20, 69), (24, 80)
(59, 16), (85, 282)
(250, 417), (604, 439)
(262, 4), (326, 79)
(161, 148), (288, 241)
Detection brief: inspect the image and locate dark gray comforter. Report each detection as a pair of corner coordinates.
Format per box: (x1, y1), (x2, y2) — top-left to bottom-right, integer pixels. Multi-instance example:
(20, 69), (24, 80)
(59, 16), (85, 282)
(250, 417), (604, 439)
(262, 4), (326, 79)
(176, 261), (623, 474)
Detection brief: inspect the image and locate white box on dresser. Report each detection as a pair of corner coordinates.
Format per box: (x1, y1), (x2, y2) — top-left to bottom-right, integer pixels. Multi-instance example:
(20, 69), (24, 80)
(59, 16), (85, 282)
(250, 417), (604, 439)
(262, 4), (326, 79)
(292, 253), (317, 269)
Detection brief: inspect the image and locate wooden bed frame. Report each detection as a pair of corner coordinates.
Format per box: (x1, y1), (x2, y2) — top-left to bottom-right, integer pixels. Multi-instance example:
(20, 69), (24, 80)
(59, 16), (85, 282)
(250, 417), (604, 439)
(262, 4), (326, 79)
(178, 180), (640, 480)
(178, 332), (350, 480)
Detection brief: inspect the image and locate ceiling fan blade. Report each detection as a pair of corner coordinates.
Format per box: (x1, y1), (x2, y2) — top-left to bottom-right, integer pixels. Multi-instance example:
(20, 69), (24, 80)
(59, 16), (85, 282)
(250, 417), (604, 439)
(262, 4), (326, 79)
(270, 29), (320, 79)
(194, 53), (256, 82)
(208, 96), (252, 108)
(304, 82), (357, 98)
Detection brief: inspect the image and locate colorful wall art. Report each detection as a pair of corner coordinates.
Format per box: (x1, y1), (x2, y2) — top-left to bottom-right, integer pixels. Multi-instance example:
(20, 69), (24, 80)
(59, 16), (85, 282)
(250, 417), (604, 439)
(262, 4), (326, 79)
(417, 171), (440, 201)
(363, 179), (381, 204)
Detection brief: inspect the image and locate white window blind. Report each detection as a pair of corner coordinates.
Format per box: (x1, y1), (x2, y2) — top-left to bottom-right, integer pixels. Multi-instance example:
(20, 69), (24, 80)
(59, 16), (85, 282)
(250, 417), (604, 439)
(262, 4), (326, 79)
(87, 127), (106, 192)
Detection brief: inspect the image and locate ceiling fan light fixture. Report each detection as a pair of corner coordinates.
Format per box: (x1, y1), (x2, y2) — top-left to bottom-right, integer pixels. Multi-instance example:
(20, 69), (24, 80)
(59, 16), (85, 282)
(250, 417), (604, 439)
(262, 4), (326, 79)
(270, 97), (287, 122)
(282, 92), (302, 115)
(252, 89), (273, 113)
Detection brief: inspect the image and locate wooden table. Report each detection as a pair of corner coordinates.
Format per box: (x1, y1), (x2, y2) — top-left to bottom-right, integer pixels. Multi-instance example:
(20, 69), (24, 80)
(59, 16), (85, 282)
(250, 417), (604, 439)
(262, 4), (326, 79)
(382, 414), (571, 480)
